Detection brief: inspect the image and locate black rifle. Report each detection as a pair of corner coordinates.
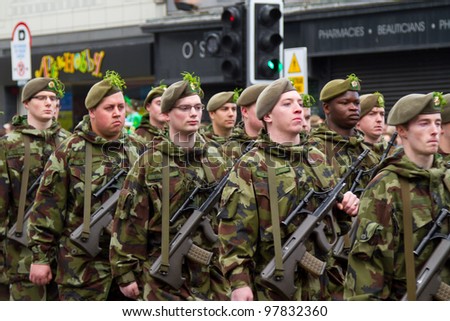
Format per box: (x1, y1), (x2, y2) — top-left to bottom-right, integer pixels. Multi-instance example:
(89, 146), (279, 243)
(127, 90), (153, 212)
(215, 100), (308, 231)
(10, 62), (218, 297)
(333, 132), (398, 261)
(150, 141), (256, 289)
(7, 173), (43, 246)
(402, 208), (450, 301)
(259, 149), (369, 299)
(70, 169), (126, 257)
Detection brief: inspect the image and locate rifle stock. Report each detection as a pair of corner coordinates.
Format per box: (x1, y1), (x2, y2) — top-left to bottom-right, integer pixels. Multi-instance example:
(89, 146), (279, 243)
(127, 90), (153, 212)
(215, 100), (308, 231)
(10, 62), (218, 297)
(7, 174), (43, 246)
(401, 208), (450, 301)
(259, 149), (369, 299)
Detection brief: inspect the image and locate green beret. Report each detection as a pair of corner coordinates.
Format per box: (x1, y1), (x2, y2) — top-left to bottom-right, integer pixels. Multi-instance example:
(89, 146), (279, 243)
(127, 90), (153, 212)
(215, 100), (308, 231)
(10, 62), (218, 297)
(143, 85), (166, 107)
(360, 92), (385, 118)
(85, 70), (126, 109)
(207, 92), (234, 111)
(22, 77), (65, 102)
(256, 78), (296, 120)
(387, 92), (445, 126)
(320, 73), (361, 102)
(160, 72), (204, 113)
(441, 93), (450, 124)
(237, 84), (268, 106)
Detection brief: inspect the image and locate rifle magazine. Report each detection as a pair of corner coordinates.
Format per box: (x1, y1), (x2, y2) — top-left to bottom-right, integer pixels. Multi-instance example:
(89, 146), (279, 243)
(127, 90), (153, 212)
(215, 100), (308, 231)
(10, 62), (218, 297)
(186, 243), (213, 265)
(299, 251), (326, 277)
(435, 282), (450, 301)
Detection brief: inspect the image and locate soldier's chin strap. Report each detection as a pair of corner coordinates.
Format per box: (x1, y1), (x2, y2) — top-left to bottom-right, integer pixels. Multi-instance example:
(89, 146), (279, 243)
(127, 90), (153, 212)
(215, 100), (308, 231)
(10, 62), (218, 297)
(400, 177), (417, 301)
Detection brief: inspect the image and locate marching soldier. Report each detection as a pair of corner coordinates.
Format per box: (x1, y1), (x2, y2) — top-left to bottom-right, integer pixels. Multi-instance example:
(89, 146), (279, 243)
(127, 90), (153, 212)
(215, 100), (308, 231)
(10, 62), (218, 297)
(344, 92), (450, 300)
(110, 72), (230, 301)
(0, 77), (69, 300)
(28, 71), (145, 300)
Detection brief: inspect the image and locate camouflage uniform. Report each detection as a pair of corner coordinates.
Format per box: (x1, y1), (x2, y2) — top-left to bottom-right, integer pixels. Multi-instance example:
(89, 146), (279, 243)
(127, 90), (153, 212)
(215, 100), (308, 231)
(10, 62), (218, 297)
(199, 123), (228, 145)
(307, 123), (380, 298)
(28, 115), (145, 300)
(0, 115), (70, 300)
(110, 135), (230, 301)
(220, 121), (257, 161)
(218, 130), (352, 301)
(344, 148), (450, 300)
(134, 113), (167, 142)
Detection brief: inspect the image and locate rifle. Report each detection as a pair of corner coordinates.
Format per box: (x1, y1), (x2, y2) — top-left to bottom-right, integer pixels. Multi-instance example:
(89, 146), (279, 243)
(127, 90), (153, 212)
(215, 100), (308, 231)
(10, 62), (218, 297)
(7, 173), (43, 246)
(402, 208), (450, 301)
(150, 141), (256, 289)
(259, 149), (369, 299)
(333, 132), (399, 261)
(69, 169), (127, 257)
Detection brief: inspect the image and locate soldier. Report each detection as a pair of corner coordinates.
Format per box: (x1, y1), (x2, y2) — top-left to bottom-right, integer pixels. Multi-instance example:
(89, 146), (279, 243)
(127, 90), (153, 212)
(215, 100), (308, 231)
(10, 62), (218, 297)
(344, 92), (450, 300)
(218, 78), (359, 301)
(135, 84), (167, 142)
(200, 90), (238, 144)
(0, 77), (69, 300)
(438, 93), (450, 161)
(300, 93), (316, 133)
(356, 92), (386, 156)
(110, 72), (230, 301)
(222, 84), (267, 160)
(28, 71), (145, 300)
(307, 74), (380, 299)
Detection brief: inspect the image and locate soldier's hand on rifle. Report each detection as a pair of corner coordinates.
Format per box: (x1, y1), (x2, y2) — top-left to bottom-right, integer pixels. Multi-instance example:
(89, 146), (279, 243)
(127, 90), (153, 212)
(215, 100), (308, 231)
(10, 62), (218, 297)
(231, 286), (254, 301)
(119, 281), (140, 300)
(29, 263), (52, 286)
(336, 191), (359, 217)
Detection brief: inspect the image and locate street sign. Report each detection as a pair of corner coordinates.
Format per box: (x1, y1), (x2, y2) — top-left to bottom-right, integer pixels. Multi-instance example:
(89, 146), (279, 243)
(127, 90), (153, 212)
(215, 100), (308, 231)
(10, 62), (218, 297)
(284, 47), (308, 93)
(11, 22), (32, 82)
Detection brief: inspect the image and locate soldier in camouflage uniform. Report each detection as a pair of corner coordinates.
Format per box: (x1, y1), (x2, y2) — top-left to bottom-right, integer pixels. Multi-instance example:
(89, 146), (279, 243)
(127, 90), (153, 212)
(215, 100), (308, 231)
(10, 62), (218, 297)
(0, 77), (69, 301)
(135, 84), (168, 142)
(438, 93), (450, 162)
(344, 92), (450, 300)
(356, 92), (388, 157)
(28, 71), (145, 300)
(307, 75), (381, 299)
(221, 84), (267, 160)
(200, 90), (239, 145)
(218, 78), (360, 301)
(110, 72), (230, 301)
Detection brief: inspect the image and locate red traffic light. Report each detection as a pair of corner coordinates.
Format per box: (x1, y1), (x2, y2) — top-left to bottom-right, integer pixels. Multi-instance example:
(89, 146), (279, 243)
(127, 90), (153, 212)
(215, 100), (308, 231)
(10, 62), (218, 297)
(222, 6), (242, 28)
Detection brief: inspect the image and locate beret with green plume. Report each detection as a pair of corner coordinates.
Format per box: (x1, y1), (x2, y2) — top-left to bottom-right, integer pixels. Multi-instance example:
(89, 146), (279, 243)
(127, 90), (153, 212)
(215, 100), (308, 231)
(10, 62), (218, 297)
(237, 84), (268, 107)
(160, 72), (204, 113)
(320, 73), (361, 102)
(207, 88), (241, 112)
(22, 77), (65, 102)
(359, 92), (385, 118)
(85, 70), (126, 109)
(442, 93), (450, 123)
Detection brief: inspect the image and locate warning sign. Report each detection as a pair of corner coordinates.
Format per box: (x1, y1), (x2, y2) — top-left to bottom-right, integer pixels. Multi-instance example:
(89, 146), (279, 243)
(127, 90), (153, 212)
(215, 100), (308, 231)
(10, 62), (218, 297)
(284, 48), (308, 94)
(11, 22), (32, 82)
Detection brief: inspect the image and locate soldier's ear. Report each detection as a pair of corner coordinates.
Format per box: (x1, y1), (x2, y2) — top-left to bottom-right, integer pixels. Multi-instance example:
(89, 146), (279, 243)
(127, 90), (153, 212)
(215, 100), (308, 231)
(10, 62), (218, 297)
(322, 102), (331, 116)
(263, 113), (272, 124)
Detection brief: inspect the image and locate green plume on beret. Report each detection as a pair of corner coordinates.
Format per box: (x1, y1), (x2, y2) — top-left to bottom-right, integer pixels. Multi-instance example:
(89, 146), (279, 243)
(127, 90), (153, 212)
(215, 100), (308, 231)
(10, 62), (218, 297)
(301, 94), (316, 108)
(346, 73), (361, 90)
(104, 70), (126, 91)
(181, 71), (204, 98)
(48, 78), (65, 98)
(233, 88), (243, 103)
(433, 92), (447, 111)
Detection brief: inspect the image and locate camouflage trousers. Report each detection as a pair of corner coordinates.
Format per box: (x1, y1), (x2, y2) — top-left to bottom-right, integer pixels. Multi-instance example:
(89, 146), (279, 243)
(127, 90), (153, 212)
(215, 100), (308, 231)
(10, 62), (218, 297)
(58, 278), (132, 301)
(10, 279), (59, 301)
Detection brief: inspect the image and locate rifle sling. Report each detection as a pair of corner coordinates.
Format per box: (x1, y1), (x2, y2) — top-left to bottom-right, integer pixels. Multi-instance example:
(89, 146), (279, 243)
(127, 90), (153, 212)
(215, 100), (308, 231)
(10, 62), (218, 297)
(400, 177), (417, 301)
(16, 135), (31, 235)
(266, 152), (284, 277)
(82, 141), (93, 239)
(160, 153), (170, 273)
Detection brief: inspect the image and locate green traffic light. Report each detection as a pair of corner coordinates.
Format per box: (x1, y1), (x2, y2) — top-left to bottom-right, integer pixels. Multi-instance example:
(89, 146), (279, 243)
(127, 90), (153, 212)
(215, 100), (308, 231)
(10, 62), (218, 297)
(267, 59), (283, 72)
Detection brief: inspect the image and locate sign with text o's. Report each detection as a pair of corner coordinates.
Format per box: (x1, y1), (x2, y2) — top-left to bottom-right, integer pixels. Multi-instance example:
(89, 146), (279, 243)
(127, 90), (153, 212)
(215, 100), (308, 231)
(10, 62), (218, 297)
(11, 22), (32, 82)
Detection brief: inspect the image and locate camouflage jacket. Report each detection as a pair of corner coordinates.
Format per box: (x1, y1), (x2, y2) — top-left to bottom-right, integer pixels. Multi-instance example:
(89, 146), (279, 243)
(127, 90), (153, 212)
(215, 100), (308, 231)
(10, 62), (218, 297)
(218, 130), (351, 300)
(134, 113), (167, 143)
(0, 115), (70, 281)
(199, 123), (228, 145)
(28, 115), (145, 288)
(110, 134), (230, 300)
(220, 122), (257, 161)
(344, 148), (450, 300)
(308, 123), (381, 194)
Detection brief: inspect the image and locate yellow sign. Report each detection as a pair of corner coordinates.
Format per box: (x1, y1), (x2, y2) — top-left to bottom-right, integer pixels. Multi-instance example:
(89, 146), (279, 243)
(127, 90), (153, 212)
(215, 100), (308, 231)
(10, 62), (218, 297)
(290, 76), (304, 93)
(288, 53), (301, 73)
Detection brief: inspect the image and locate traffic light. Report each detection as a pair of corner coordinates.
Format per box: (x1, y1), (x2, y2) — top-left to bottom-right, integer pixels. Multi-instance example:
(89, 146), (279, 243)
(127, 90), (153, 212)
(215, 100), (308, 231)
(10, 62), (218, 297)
(248, 0), (284, 84)
(220, 4), (246, 84)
